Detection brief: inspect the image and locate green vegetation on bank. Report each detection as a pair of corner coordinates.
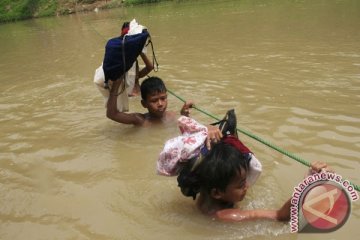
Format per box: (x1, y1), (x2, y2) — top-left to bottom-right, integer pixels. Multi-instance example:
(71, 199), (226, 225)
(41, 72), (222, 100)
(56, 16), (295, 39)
(0, 0), (163, 23)
(0, 0), (57, 22)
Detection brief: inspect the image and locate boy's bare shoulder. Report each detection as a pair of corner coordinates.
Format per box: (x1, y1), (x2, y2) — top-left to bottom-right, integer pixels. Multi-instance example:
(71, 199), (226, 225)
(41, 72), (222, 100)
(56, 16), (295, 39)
(141, 111), (178, 126)
(165, 110), (178, 122)
(128, 112), (147, 126)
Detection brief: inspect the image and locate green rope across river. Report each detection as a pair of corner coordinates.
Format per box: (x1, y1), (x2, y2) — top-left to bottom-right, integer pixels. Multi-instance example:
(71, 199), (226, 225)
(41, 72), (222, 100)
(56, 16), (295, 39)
(167, 89), (360, 193)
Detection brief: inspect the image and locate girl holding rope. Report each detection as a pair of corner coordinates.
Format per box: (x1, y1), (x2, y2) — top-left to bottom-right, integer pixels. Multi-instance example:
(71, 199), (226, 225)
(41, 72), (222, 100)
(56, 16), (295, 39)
(157, 110), (332, 222)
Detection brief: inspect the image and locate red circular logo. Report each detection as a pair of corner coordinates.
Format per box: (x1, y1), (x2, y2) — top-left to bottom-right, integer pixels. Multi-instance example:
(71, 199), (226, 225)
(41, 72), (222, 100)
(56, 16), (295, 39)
(301, 182), (350, 232)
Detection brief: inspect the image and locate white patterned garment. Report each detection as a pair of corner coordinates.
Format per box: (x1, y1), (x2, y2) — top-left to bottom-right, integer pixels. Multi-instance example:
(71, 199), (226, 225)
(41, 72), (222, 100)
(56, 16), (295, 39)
(157, 116), (208, 176)
(157, 116), (262, 186)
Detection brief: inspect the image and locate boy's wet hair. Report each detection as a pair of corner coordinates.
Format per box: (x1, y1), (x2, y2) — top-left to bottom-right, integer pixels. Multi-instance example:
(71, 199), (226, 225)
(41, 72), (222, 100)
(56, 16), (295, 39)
(122, 22), (130, 30)
(177, 142), (249, 200)
(121, 22), (130, 36)
(140, 77), (167, 100)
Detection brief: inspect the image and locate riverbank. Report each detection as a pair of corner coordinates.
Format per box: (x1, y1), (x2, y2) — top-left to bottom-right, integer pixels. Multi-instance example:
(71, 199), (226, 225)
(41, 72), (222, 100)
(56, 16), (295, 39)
(0, 0), (163, 23)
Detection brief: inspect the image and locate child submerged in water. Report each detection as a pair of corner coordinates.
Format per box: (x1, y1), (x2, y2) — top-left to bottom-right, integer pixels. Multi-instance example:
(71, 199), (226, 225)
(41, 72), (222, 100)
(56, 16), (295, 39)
(157, 110), (332, 222)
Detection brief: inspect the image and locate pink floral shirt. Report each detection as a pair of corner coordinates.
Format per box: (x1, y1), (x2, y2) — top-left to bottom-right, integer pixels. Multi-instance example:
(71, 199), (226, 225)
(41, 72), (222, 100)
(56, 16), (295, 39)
(157, 116), (208, 176)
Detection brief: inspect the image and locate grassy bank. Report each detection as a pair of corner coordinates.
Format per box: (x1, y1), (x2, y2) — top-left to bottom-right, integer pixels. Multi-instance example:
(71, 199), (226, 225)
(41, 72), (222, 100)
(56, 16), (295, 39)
(0, 0), (163, 23)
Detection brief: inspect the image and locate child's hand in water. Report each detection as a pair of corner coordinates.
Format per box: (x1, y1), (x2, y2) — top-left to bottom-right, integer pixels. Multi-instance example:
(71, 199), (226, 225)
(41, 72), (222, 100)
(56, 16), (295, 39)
(308, 161), (334, 175)
(205, 125), (223, 150)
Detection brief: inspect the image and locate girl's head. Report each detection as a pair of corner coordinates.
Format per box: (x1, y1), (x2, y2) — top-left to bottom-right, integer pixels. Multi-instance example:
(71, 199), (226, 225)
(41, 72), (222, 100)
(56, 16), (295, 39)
(178, 141), (250, 203)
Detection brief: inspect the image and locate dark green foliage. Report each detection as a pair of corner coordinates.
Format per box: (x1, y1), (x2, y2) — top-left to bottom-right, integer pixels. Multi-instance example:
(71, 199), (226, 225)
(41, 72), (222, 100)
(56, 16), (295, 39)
(0, 0), (169, 23)
(0, 0), (57, 22)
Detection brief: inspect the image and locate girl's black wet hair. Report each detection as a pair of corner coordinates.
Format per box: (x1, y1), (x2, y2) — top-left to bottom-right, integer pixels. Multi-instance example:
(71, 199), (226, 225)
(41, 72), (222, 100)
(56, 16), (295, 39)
(177, 141), (249, 200)
(177, 158), (200, 200)
(140, 76), (167, 100)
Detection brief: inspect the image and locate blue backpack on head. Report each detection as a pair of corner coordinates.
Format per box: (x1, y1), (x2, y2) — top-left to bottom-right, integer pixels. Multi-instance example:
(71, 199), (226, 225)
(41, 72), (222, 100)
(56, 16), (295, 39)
(102, 30), (149, 84)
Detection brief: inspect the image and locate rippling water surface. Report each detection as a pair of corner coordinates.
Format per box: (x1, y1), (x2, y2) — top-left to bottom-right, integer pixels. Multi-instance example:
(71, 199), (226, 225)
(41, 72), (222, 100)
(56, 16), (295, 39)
(0, 0), (359, 239)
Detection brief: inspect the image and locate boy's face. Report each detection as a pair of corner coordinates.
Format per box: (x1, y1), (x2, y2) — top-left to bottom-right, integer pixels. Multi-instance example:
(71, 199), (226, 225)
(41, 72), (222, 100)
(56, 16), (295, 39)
(219, 168), (248, 203)
(142, 91), (168, 118)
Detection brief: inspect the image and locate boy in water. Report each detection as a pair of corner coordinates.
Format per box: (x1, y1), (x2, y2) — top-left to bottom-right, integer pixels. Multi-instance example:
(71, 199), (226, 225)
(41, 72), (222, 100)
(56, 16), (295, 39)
(107, 76), (194, 126)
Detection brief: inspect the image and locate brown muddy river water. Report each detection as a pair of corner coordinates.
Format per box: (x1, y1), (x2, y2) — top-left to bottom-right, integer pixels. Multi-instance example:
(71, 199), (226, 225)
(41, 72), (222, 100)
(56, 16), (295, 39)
(0, 0), (359, 239)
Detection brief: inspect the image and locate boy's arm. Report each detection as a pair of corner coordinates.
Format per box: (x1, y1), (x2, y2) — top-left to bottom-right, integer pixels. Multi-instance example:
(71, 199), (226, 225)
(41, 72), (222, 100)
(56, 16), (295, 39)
(106, 79), (144, 125)
(138, 53), (154, 78)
